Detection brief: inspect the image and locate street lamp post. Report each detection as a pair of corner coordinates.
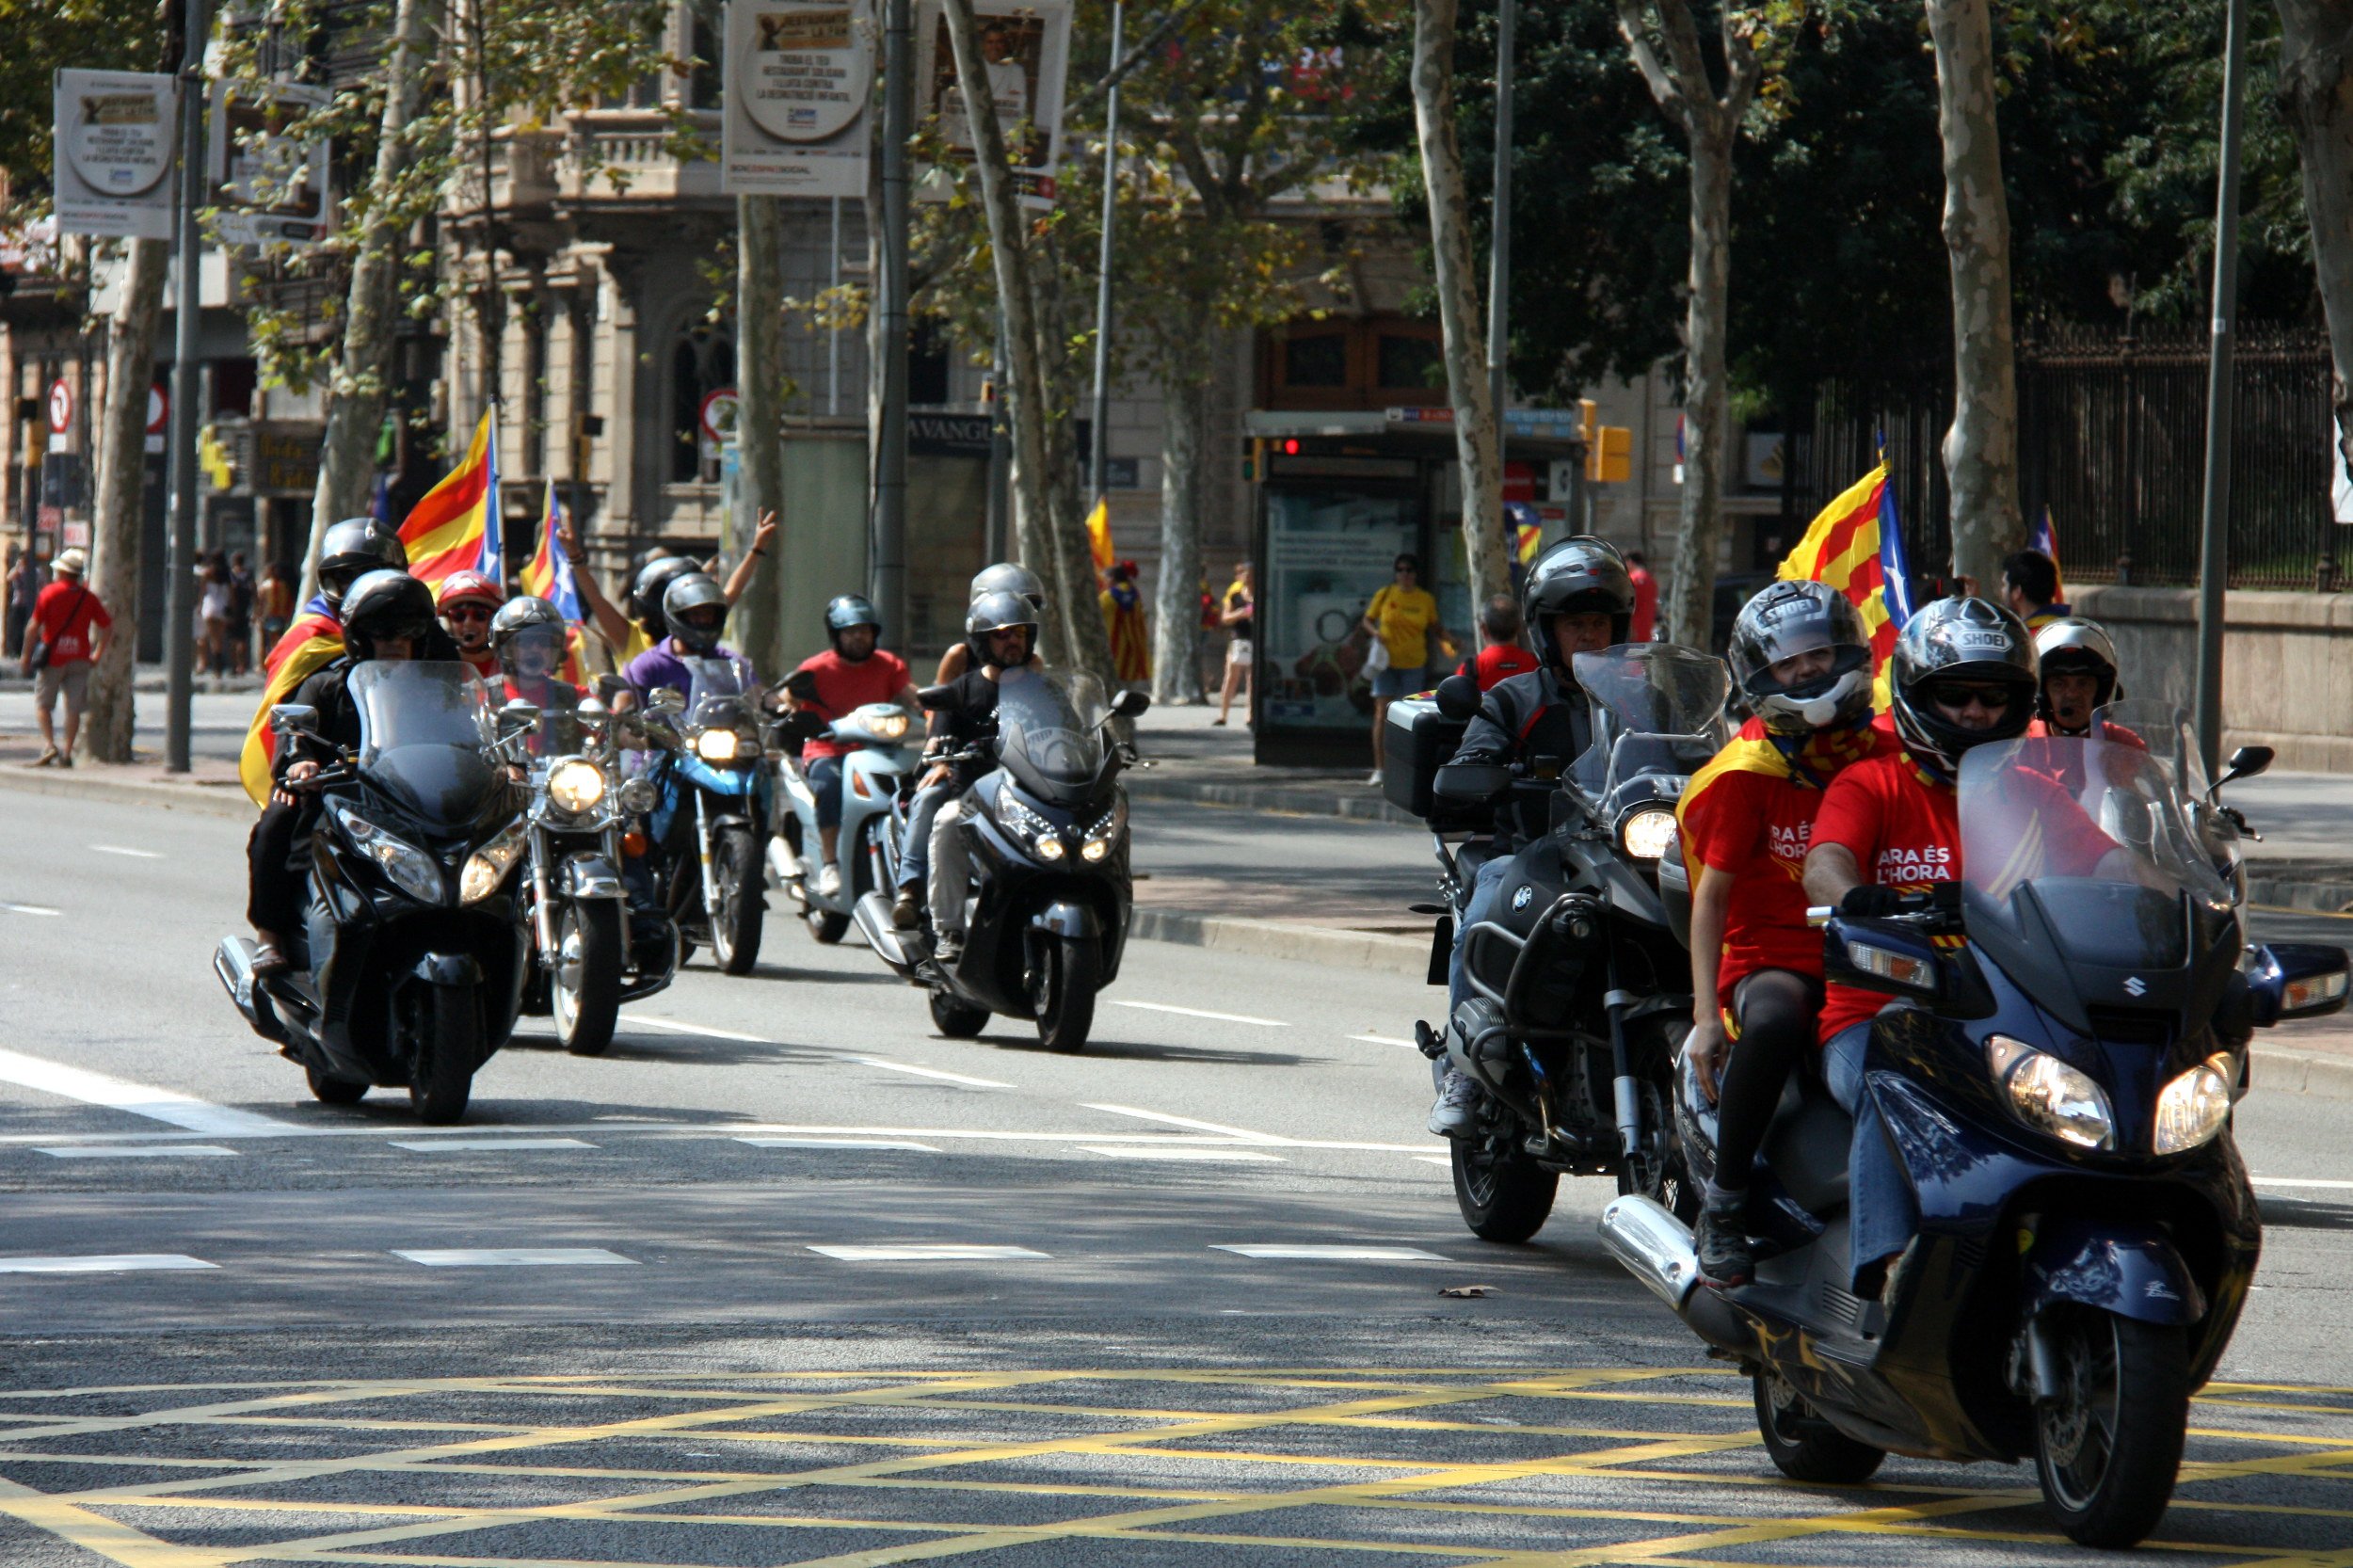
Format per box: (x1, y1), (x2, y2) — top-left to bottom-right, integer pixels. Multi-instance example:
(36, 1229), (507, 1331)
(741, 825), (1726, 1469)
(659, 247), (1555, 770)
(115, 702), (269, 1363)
(2192, 0), (2248, 777)
(163, 0), (211, 773)
(1087, 1), (1124, 507)
(872, 0), (912, 646)
(1484, 0), (1514, 429)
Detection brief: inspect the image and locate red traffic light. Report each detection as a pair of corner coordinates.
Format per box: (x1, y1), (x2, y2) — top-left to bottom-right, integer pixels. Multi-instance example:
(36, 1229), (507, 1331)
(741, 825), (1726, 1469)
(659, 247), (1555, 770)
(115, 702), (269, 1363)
(1281, 438), (1302, 456)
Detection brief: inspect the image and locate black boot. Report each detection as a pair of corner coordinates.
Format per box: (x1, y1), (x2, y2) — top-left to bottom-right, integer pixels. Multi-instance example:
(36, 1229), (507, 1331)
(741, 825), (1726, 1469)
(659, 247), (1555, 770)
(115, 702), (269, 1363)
(1694, 1192), (1754, 1288)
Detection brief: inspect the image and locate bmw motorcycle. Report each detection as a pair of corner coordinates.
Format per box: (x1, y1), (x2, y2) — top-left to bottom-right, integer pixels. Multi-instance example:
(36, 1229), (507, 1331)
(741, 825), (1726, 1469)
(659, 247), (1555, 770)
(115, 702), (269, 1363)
(214, 661), (535, 1123)
(854, 667), (1148, 1051)
(635, 657), (773, 975)
(1393, 644), (1726, 1243)
(1601, 709), (2345, 1547)
(770, 694), (920, 945)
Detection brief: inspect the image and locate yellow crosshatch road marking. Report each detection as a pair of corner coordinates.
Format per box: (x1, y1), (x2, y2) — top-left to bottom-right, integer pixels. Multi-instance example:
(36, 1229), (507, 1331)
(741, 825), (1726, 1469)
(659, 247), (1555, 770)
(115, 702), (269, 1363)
(0, 1368), (2346, 1567)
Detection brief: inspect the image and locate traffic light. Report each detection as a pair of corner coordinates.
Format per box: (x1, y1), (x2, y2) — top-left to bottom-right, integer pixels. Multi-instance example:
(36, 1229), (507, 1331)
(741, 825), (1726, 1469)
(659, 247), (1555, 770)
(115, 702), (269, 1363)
(1242, 437), (1267, 482)
(1589, 425), (1633, 484)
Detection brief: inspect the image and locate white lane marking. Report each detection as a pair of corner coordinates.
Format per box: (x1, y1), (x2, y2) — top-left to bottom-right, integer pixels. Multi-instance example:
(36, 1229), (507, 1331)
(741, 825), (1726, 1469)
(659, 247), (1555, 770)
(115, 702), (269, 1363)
(1081, 1102), (1287, 1145)
(388, 1138), (596, 1153)
(1352, 1032), (1420, 1049)
(618, 1013), (774, 1045)
(1212, 1244), (1448, 1262)
(1414, 1155), (1452, 1167)
(1, 904), (59, 918)
(1112, 1000), (1289, 1027)
(88, 845), (163, 860)
(0, 1121), (1443, 1155)
(808, 1244), (1048, 1261)
(737, 1137), (941, 1153)
(2253, 1176), (2353, 1191)
(1080, 1145), (1285, 1163)
(0, 1048), (294, 1137)
(0, 1255), (216, 1273)
(851, 1057), (1011, 1089)
(392, 1248), (635, 1267)
(37, 1144), (236, 1160)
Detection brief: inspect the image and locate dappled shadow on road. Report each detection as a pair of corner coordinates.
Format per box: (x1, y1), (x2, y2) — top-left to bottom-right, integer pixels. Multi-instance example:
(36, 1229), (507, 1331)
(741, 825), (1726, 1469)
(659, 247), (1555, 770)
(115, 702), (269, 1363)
(983, 1032), (1315, 1068)
(2256, 1194), (2353, 1232)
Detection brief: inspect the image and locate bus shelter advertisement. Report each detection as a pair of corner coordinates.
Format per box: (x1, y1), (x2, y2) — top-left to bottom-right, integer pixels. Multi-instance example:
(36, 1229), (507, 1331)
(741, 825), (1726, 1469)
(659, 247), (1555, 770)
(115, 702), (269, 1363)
(1260, 489), (1417, 732)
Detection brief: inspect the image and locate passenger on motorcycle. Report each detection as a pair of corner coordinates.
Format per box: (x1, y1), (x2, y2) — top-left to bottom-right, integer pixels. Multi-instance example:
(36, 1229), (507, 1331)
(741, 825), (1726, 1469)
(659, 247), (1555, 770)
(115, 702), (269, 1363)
(2028, 616), (2124, 739)
(245, 570), (461, 975)
(589, 522), (778, 669)
(622, 572), (758, 701)
(437, 570), (504, 681)
(933, 563), (1047, 681)
(914, 591), (1039, 961)
(314, 519), (409, 619)
(490, 596), (581, 757)
(1676, 580), (1885, 1287)
(783, 595), (920, 898)
(1428, 536), (1631, 1138)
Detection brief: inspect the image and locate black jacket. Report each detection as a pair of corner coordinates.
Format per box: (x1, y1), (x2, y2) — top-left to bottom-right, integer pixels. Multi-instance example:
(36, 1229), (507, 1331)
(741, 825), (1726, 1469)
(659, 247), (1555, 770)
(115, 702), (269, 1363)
(275, 636), (465, 777)
(1450, 665), (1594, 774)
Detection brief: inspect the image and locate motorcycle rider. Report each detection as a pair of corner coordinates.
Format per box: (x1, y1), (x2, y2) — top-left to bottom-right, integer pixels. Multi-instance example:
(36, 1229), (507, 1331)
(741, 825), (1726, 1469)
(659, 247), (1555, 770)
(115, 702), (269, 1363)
(784, 595), (920, 898)
(623, 572), (758, 701)
(2029, 616), (2124, 738)
(934, 563), (1047, 681)
(436, 569), (505, 682)
(919, 590), (1040, 961)
(489, 596), (581, 756)
(1676, 581), (1886, 1288)
(246, 570), (461, 975)
(314, 519), (410, 616)
(1428, 536), (1633, 1137)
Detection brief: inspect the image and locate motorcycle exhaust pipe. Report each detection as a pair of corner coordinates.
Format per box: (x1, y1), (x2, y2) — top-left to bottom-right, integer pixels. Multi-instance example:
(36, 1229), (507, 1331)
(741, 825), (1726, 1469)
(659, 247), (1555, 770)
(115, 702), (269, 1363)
(1598, 1195), (1754, 1356)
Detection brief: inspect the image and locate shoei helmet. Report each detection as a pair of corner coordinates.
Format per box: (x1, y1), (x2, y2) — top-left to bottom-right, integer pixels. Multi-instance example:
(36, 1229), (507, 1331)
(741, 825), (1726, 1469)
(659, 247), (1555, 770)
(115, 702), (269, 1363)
(969, 562), (1047, 614)
(1887, 597), (2039, 776)
(628, 555), (696, 639)
(1727, 579), (1875, 735)
(435, 568), (504, 614)
(316, 518), (408, 609)
(2033, 616), (2123, 730)
(490, 595), (568, 679)
(1523, 535), (1635, 670)
(965, 588), (1038, 668)
(339, 568), (437, 660)
(824, 593), (883, 654)
(661, 572), (729, 655)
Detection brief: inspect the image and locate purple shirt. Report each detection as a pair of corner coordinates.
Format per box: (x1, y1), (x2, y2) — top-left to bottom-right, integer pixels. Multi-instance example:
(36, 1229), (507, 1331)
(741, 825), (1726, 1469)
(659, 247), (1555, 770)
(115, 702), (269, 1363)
(624, 641), (756, 703)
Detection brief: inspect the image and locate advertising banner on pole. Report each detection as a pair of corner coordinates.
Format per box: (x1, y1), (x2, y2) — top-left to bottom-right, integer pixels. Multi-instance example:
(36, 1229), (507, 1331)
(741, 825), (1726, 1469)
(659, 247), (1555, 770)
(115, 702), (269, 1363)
(722, 0), (874, 198)
(914, 0), (1070, 209)
(53, 70), (179, 240)
(207, 81), (331, 248)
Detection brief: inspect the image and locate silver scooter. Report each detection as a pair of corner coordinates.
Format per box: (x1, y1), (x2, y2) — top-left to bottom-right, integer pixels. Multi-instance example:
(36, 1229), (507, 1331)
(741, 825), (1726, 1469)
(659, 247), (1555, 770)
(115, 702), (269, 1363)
(769, 699), (920, 943)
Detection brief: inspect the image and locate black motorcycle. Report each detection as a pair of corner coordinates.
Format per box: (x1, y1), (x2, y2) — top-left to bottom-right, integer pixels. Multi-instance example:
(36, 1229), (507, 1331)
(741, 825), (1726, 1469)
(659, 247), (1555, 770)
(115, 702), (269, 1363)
(214, 661), (535, 1123)
(854, 666), (1148, 1052)
(1602, 711), (2346, 1547)
(1391, 644), (1726, 1242)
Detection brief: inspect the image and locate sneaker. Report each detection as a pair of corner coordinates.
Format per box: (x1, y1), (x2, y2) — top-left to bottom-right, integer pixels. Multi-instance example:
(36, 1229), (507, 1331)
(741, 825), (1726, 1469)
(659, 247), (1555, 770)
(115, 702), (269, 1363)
(249, 942), (290, 979)
(1426, 1067), (1481, 1138)
(32, 746), (57, 768)
(890, 888), (923, 930)
(814, 862), (841, 898)
(1367, 768), (1385, 787)
(934, 931), (965, 967)
(1694, 1201), (1755, 1289)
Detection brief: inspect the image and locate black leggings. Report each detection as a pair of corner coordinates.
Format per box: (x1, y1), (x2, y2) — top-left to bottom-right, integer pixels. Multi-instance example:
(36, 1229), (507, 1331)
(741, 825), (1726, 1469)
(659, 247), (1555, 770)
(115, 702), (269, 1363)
(246, 798), (312, 935)
(1713, 968), (1824, 1193)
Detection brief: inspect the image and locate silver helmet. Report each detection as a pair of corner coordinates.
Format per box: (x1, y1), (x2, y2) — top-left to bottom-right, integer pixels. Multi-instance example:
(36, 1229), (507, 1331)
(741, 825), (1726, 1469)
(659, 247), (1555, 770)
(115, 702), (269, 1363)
(970, 562), (1047, 615)
(1726, 580), (1875, 735)
(1887, 597), (2038, 777)
(965, 588), (1038, 668)
(2033, 616), (2122, 734)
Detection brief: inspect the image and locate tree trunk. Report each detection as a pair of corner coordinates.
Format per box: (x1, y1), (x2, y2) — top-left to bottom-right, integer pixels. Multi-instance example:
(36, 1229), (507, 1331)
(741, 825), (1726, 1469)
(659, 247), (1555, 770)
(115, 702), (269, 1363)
(735, 192), (787, 677)
(1152, 344), (1210, 704)
(83, 237), (168, 763)
(1411, 0), (1513, 611)
(301, 0), (435, 596)
(1927, 0), (2023, 589)
(2276, 0), (2353, 486)
(1666, 126), (1734, 648)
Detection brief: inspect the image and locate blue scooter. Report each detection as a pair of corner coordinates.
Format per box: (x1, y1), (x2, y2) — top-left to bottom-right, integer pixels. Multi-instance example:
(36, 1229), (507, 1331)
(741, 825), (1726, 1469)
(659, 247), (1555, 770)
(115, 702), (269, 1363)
(769, 696), (920, 945)
(636, 657), (774, 975)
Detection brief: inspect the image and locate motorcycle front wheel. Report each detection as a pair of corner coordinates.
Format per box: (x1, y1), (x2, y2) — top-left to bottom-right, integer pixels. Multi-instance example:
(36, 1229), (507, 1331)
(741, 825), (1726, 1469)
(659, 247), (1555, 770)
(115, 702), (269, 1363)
(1450, 1126), (1558, 1243)
(1032, 935), (1097, 1053)
(552, 899), (623, 1057)
(709, 827), (766, 975)
(2033, 1308), (2188, 1547)
(408, 983), (480, 1125)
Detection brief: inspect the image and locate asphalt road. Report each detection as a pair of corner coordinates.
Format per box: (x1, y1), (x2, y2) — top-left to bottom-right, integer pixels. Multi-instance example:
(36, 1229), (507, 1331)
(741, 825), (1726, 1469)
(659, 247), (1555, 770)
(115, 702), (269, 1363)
(0, 787), (2351, 1565)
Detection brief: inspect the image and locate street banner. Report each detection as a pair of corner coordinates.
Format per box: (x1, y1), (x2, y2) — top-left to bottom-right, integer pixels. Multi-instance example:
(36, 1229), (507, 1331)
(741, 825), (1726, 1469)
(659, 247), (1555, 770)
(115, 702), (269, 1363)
(722, 0), (874, 198)
(915, 0), (1071, 209)
(208, 81), (331, 248)
(53, 70), (178, 240)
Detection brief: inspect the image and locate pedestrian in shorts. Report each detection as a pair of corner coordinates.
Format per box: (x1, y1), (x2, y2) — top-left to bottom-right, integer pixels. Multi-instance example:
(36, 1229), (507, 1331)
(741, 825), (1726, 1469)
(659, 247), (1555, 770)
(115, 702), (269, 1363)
(21, 547), (110, 767)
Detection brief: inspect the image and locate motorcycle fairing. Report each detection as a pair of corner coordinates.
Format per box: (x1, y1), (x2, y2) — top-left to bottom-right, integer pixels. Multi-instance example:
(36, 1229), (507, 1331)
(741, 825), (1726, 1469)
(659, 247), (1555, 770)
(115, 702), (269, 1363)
(2021, 1213), (2206, 1326)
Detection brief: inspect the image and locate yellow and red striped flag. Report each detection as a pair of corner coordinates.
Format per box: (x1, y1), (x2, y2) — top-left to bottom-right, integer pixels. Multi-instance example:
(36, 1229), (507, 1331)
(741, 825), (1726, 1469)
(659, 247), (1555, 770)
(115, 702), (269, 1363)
(399, 409), (500, 591)
(1774, 461), (1918, 708)
(238, 600), (344, 807)
(519, 480), (586, 684)
(1085, 494), (1114, 574)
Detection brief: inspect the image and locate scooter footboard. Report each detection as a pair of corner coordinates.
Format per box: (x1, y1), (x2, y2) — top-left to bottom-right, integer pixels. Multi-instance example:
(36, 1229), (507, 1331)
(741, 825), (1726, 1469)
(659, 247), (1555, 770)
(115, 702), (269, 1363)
(2023, 1215), (2207, 1327)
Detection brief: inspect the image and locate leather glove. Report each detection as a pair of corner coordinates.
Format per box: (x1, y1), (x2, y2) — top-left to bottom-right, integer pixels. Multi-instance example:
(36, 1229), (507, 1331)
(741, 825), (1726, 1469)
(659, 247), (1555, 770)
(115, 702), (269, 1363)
(1840, 884), (1907, 919)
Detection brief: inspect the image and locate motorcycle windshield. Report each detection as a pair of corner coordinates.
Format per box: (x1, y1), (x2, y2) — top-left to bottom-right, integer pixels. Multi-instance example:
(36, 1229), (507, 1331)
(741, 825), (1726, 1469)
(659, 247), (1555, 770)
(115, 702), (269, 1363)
(350, 660), (499, 823)
(996, 666), (1108, 803)
(681, 655), (760, 728)
(1957, 732), (2241, 969)
(1567, 644), (1731, 800)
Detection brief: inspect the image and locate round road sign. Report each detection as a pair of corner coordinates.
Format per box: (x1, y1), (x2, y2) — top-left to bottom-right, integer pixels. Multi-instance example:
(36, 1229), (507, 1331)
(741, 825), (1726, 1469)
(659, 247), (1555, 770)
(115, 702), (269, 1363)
(46, 379), (72, 436)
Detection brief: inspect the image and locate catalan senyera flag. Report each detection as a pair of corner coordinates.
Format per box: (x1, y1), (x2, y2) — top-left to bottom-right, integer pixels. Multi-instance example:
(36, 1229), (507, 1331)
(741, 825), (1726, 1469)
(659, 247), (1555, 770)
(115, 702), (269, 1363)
(2029, 505), (2065, 606)
(1774, 461), (1917, 708)
(238, 595), (344, 808)
(399, 408), (500, 592)
(519, 480), (587, 684)
(1085, 495), (1114, 574)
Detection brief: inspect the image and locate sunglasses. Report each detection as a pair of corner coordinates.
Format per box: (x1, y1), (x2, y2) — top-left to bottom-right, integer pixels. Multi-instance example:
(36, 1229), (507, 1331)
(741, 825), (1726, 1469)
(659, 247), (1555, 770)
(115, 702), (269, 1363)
(1924, 682), (2019, 711)
(445, 604), (494, 622)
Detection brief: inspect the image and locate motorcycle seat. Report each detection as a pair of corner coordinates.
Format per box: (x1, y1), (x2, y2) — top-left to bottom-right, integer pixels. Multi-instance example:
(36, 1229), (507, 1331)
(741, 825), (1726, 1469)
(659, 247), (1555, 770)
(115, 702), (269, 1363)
(1761, 1071), (1851, 1215)
(1454, 838), (1501, 895)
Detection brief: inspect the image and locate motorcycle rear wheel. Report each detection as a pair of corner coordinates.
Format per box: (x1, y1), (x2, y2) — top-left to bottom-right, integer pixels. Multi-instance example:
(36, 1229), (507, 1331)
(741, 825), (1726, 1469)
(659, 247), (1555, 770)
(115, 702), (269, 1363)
(710, 827), (766, 974)
(409, 983), (479, 1125)
(1450, 1128), (1558, 1243)
(1753, 1369), (1885, 1483)
(928, 989), (990, 1038)
(1033, 936), (1097, 1053)
(305, 1064), (367, 1104)
(552, 901), (623, 1057)
(2033, 1309), (2187, 1547)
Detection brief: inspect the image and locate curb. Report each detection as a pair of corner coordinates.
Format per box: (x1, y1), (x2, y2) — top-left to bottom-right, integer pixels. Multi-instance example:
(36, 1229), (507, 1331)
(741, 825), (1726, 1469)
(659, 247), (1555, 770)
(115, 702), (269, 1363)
(2250, 1044), (2353, 1100)
(1129, 907), (1431, 975)
(1126, 774), (1419, 827)
(0, 762), (254, 819)
(2246, 865), (2353, 913)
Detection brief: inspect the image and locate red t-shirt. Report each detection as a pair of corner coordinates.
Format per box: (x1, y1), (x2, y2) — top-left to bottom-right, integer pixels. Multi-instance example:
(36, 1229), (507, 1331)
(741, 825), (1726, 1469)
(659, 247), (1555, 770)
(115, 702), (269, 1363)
(459, 646), (500, 680)
(1467, 643), (1539, 691)
(1628, 567), (1658, 642)
(29, 581), (111, 666)
(794, 647), (911, 760)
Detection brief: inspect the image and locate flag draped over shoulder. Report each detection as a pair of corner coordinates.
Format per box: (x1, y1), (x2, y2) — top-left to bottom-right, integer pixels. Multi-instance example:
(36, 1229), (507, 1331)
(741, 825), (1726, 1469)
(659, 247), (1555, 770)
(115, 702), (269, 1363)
(1775, 461), (1917, 705)
(520, 481), (586, 683)
(239, 598), (343, 807)
(399, 409), (499, 591)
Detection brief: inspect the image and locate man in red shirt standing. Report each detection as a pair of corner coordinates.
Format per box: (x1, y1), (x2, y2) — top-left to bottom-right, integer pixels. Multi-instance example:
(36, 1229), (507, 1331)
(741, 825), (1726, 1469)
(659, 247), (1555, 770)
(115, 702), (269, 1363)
(20, 548), (110, 767)
(1453, 595), (1539, 691)
(785, 594), (920, 897)
(1625, 550), (1659, 642)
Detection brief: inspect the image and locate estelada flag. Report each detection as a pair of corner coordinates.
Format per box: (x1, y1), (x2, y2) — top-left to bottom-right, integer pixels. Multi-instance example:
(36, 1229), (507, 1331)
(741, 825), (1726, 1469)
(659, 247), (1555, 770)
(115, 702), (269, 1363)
(2029, 504), (2065, 607)
(1774, 461), (1917, 708)
(1085, 494), (1114, 574)
(519, 480), (586, 684)
(238, 596), (343, 807)
(399, 408), (500, 591)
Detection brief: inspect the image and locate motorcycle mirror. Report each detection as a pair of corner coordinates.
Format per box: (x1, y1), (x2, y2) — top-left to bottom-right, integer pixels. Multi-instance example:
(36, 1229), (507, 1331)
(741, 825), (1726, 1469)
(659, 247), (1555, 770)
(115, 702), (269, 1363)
(1110, 688), (1150, 720)
(497, 699), (542, 739)
(648, 687), (686, 715)
(2217, 744), (2274, 791)
(782, 668), (821, 702)
(577, 696), (609, 723)
(270, 703), (320, 738)
(1433, 673), (1481, 723)
(915, 683), (955, 711)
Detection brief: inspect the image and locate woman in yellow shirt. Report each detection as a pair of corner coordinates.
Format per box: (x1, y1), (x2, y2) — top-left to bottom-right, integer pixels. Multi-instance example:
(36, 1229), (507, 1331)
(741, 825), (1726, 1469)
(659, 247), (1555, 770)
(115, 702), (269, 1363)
(1360, 552), (1449, 786)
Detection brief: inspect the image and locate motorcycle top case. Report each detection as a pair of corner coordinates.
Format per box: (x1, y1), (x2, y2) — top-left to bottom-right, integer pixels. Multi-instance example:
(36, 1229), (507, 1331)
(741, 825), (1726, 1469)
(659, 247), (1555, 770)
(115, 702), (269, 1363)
(1383, 696), (1471, 823)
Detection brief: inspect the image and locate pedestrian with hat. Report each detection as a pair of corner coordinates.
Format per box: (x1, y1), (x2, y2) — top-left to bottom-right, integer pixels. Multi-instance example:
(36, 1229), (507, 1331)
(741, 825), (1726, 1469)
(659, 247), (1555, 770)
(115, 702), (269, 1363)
(20, 547), (110, 767)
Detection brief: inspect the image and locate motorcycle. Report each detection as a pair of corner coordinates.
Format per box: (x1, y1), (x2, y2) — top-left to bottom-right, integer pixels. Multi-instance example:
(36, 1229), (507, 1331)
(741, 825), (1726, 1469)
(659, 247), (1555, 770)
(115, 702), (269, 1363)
(633, 657), (774, 975)
(213, 660), (536, 1123)
(1390, 643), (1727, 1243)
(769, 695), (920, 945)
(853, 667), (1149, 1051)
(1599, 709), (2347, 1547)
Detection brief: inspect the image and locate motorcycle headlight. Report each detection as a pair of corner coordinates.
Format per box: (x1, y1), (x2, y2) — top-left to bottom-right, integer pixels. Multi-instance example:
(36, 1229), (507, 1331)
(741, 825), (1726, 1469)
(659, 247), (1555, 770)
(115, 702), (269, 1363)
(866, 710), (910, 743)
(695, 728), (742, 763)
(330, 801), (445, 906)
(1986, 1034), (2115, 1150)
(1620, 808), (1678, 861)
(2153, 1055), (2235, 1153)
(546, 758), (606, 815)
(1080, 795), (1128, 862)
(997, 792), (1065, 856)
(617, 777), (658, 816)
(459, 818), (530, 904)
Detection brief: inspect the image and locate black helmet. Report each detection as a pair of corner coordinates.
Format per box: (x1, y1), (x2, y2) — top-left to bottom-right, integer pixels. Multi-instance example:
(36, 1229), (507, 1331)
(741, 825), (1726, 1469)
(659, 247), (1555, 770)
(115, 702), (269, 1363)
(317, 518), (408, 607)
(970, 562), (1047, 614)
(661, 571), (728, 654)
(825, 594), (882, 654)
(490, 595), (568, 678)
(1888, 596), (2038, 777)
(628, 555), (696, 638)
(2033, 617), (2122, 734)
(1523, 535), (1635, 669)
(339, 568), (436, 660)
(965, 588), (1037, 669)
(1727, 580), (1875, 735)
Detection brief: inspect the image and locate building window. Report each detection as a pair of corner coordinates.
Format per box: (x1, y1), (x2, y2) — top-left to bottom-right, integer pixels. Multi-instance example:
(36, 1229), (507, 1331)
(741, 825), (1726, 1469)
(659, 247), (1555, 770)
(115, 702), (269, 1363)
(1284, 333), (1347, 388)
(1260, 316), (1446, 411)
(909, 317), (951, 407)
(689, 13), (722, 108)
(1375, 332), (1442, 393)
(669, 326), (733, 483)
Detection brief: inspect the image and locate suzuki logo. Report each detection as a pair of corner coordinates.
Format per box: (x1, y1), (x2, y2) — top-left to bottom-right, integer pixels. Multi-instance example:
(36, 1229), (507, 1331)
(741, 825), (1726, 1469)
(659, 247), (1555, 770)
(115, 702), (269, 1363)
(1512, 886), (1533, 911)
(2123, 976), (2148, 998)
